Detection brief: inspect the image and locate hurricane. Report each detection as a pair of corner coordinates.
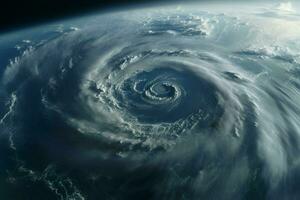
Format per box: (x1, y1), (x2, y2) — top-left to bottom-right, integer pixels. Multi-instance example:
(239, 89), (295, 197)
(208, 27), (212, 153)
(1, 3), (300, 200)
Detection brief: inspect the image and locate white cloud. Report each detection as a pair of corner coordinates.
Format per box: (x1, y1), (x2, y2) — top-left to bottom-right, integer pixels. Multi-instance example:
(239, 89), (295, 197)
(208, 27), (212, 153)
(276, 2), (295, 13)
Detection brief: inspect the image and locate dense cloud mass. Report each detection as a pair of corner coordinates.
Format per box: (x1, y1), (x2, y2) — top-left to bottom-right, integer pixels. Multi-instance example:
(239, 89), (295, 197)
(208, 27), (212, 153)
(1, 3), (300, 200)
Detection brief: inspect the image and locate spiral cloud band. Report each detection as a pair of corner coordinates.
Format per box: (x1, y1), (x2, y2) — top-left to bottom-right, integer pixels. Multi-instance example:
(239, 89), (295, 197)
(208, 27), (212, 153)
(1, 3), (300, 200)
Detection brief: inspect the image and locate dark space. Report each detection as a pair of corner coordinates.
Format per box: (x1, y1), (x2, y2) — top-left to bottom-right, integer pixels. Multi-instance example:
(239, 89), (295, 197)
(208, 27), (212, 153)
(0, 0), (164, 33)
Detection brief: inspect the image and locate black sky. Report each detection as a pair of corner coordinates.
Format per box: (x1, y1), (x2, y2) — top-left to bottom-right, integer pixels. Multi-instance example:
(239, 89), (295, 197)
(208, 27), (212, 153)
(0, 0), (168, 33)
(1, 0), (278, 33)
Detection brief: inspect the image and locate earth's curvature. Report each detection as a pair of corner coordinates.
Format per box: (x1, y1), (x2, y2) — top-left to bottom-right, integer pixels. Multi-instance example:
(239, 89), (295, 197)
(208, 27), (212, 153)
(1, 2), (300, 200)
